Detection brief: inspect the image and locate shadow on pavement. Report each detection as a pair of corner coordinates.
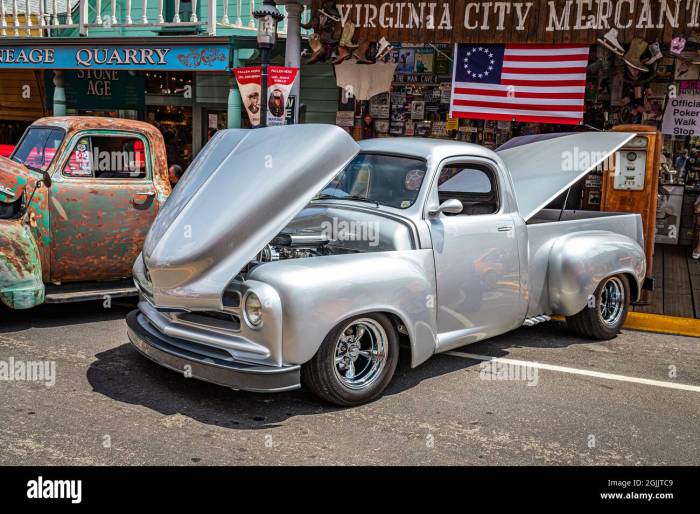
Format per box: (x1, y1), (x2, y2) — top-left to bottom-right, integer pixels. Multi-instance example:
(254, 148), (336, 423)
(86, 340), (485, 429)
(0, 299), (136, 333)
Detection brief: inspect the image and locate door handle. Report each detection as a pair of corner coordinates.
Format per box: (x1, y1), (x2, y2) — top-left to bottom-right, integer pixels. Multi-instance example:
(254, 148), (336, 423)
(497, 225), (513, 232)
(133, 191), (155, 205)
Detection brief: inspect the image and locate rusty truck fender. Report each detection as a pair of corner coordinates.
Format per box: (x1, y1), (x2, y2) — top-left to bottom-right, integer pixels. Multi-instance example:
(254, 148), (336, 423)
(0, 219), (45, 309)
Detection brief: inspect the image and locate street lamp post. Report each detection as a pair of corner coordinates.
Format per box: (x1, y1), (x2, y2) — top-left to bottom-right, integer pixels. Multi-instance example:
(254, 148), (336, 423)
(253, 0), (285, 128)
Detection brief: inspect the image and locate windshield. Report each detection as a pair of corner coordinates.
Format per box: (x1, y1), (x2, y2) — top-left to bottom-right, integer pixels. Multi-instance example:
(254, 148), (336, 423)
(316, 153), (427, 209)
(11, 127), (65, 172)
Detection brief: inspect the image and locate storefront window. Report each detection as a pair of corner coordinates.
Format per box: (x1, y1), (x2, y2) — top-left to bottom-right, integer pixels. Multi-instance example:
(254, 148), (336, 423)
(147, 105), (193, 170)
(145, 72), (193, 96)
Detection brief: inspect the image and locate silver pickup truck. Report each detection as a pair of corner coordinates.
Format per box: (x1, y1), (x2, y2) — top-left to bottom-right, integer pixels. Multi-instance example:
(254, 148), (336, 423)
(126, 125), (646, 406)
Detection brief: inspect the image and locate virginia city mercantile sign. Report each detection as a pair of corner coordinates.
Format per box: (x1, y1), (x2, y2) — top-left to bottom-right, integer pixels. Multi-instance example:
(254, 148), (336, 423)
(314, 0), (700, 44)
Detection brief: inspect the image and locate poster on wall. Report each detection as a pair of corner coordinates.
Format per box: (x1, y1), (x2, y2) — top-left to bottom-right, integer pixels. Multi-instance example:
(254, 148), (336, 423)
(233, 66), (299, 127)
(414, 48), (434, 73)
(662, 94), (700, 136)
(396, 48), (415, 73)
(369, 92), (390, 118)
(675, 61), (700, 81)
(411, 101), (425, 120)
(656, 185), (684, 244)
(336, 111), (354, 127)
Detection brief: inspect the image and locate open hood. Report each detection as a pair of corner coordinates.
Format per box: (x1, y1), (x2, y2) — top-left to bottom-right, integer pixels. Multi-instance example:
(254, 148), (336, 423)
(0, 156), (31, 204)
(497, 132), (636, 221)
(143, 124), (360, 309)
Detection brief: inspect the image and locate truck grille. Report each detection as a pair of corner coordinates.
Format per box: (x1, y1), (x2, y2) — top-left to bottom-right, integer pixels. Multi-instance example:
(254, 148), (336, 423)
(173, 311), (241, 332)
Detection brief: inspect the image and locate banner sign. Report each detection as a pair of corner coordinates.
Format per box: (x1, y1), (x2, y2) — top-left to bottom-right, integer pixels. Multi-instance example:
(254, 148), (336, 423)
(0, 44), (229, 71)
(267, 66), (299, 126)
(233, 66), (300, 126)
(662, 94), (700, 136)
(315, 0), (699, 44)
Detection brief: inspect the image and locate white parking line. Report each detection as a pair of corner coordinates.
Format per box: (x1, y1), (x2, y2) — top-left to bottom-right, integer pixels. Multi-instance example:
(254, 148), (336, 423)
(445, 351), (700, 393)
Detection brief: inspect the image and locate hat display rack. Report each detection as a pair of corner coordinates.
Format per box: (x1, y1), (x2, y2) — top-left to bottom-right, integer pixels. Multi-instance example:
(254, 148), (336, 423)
(586, 28), (700, 129)
(302, 1), (393, 65)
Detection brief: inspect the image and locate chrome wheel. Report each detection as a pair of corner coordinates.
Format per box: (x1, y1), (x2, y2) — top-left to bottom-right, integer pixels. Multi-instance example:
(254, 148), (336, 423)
(333, 318), (388, 390)
(599, 276), (625, 328)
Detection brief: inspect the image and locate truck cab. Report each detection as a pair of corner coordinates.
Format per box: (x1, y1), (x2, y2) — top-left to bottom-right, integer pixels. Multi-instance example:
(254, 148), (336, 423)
(0, 116), (171, 309)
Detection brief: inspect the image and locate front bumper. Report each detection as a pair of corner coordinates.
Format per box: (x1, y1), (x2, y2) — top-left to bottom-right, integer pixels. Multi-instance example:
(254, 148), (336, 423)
(126, 310), (301, 393)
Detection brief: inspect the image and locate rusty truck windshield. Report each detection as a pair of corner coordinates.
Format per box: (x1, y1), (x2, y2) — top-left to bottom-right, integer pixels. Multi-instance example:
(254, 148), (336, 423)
(11, 127), (65, 172)
(316, 153), (427, 209)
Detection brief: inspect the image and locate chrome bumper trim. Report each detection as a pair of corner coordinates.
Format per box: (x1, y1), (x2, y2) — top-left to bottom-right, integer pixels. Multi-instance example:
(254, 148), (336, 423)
(126, 310), (301, 393)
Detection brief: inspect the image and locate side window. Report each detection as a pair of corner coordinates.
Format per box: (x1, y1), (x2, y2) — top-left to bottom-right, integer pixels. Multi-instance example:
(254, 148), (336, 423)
(437, 164), (499, 215)
(63, 135), (148, 179)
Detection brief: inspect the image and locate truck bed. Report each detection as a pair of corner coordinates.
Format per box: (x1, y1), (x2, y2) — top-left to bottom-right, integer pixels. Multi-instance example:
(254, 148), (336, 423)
(525, 209), (644, 317)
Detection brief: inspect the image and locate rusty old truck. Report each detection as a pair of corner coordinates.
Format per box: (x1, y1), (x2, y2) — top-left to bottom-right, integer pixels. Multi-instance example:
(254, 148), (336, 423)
(0, 116), (171, 309)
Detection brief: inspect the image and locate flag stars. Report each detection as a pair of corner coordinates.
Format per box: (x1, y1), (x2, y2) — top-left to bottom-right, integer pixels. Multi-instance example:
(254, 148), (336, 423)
(463, 46), (494, 79)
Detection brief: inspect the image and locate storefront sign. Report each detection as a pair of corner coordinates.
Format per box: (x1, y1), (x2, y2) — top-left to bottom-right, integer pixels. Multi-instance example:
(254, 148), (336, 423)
(0, 44), (229, 71)
(318, 0), (699, 44)
(44, 70), (145, 111)
(662, 94), (700, 136)
(233, 66), (300, 127)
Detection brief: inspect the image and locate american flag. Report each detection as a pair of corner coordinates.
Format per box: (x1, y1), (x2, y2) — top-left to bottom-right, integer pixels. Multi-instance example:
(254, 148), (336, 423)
(450, 43), (590, 125)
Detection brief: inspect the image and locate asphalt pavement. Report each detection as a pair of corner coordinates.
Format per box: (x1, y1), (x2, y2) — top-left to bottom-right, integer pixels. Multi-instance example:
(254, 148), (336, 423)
(0, 300), (698, 465)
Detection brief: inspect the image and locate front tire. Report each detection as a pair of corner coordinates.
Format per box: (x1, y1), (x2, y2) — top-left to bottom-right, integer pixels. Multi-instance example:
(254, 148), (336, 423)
(301, 313), (399, 406)
(566, 274), (630, 340)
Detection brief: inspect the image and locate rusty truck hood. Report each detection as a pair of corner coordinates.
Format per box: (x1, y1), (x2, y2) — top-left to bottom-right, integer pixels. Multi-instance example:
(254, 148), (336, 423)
(142, 124), (360, 309)
(0, 156), (31, 204)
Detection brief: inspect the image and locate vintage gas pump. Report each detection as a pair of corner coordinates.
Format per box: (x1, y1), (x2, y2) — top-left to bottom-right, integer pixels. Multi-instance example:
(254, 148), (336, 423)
(600, 125), (662, 303)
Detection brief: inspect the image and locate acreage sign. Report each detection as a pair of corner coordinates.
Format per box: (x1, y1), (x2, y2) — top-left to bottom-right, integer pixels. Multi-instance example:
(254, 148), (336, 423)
(318, 0), (700, 44)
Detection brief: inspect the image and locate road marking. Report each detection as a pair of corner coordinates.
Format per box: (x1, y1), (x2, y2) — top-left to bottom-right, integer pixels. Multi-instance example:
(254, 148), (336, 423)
(445, 351), (700, 393)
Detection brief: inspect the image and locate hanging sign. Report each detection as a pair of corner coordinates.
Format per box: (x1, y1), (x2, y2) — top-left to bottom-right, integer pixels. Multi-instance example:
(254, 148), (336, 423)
(661, 94), (700, 136)
(314, 0), (699, 44)
(0, 44), (229, 70)
(233, 66), (300, 127)
(233, 67), (263, 126)
(267, 66), (299, 126)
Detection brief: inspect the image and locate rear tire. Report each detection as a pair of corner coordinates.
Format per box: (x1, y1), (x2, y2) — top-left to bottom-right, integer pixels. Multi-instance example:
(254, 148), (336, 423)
(566, 275), (630, 340)
(301, 313), (399, 406)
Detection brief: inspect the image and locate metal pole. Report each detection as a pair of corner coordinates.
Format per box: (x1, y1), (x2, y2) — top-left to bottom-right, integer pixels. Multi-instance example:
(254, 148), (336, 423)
(284, 2), (302, 124)
(260, 47), (269, 128)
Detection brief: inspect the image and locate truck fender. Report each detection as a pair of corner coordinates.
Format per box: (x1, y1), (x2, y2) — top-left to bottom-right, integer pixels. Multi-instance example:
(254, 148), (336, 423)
(547, 231), (645, 316)
(249, 250), (439, 368)
(0, 220), (45, 309)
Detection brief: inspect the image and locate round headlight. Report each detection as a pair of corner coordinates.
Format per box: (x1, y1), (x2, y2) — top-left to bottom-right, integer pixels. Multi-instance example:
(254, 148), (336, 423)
(244, 292), (263, 327)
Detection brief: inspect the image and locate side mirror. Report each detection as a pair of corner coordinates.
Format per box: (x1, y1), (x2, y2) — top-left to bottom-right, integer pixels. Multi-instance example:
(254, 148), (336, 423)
(40, 170), (52, 188)
(430, 198), (463, 216)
